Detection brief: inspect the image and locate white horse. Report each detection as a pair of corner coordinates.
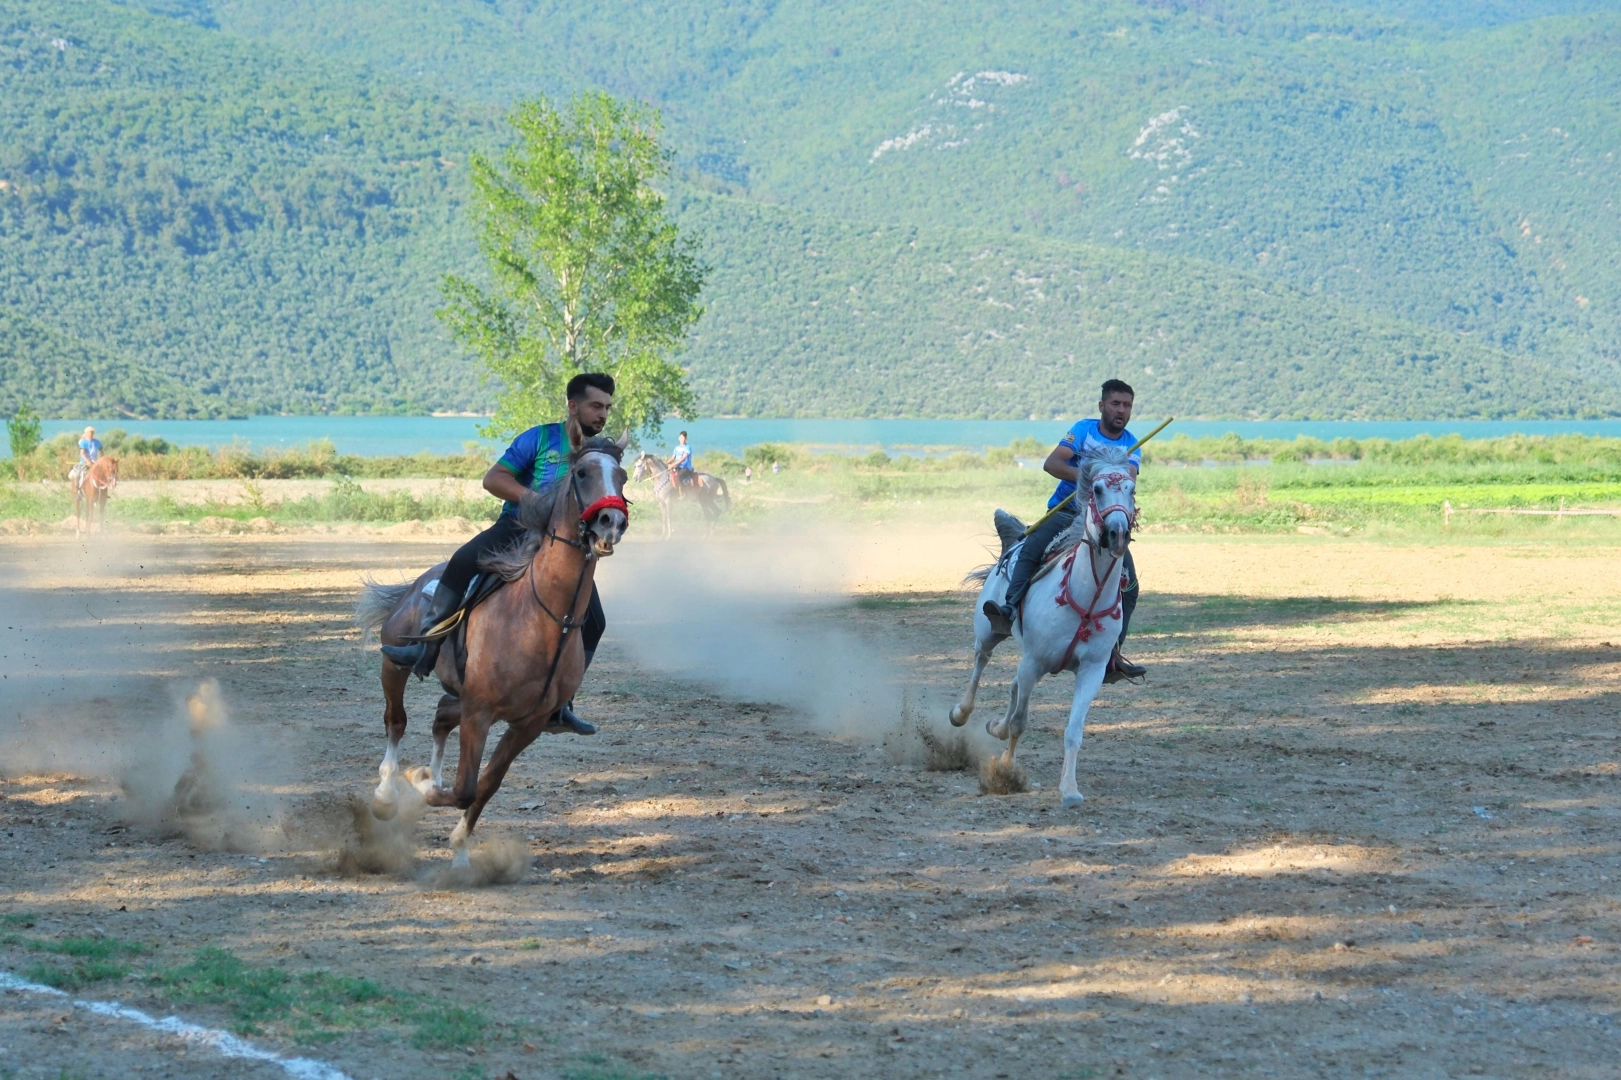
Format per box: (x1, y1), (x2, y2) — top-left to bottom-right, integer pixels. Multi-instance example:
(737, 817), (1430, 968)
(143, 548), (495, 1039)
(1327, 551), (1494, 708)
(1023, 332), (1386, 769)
(949, 447), (1137, 808)
(631, 453), (731, 538)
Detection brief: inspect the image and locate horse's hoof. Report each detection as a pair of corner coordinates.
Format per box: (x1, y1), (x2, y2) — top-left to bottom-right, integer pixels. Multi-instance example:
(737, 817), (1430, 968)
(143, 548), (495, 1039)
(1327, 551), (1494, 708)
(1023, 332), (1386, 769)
(949, 706), (970, 728)
(1061, 793), (1086, 810)
(404, 766), (435, 796)
(986, 719), (1007, 741)
(370, 796), (399, 821)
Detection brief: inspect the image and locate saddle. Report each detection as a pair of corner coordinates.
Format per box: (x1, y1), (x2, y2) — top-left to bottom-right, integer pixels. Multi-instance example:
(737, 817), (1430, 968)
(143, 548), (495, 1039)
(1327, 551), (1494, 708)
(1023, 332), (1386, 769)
(991, 509), (1091, 589)
(419, 572), (506, 686)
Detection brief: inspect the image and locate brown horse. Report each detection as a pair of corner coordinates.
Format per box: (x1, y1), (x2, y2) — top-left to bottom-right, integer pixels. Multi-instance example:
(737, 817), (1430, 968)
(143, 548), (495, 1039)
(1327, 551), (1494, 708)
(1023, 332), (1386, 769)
(72, 456), (119, 537)
(631, 453), (731, 538)
(355, 436), (629, 867)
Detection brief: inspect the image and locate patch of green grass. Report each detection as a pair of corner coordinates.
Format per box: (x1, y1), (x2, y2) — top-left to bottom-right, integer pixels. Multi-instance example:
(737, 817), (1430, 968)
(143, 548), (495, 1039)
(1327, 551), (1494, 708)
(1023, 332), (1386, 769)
(10, 935), (147, 991)
(0, 913), (39, 928)
(560, 1055), (668, 1080)
(516, 937), (545, 950)
(23, 959), (130, 991)
(410, 1005), (488, 1051)
(40, 937), (145, 961)
(154, 947), (490, 1048)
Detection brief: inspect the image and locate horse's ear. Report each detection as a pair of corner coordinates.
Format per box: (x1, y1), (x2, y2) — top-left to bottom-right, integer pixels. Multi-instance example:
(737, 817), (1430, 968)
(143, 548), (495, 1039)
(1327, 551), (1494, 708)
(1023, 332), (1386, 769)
(616, 430), (631, 449)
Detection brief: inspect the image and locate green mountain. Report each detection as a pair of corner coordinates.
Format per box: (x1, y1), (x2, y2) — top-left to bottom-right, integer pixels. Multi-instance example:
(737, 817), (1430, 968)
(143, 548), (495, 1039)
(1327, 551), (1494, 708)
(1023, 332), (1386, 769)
(1, 0), (1619, 419)
(0, 307), (216, 418)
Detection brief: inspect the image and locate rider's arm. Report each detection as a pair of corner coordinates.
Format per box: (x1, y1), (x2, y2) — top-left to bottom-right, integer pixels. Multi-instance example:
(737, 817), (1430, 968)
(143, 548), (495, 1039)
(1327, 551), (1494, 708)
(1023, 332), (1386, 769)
(482, 463), (530, 504)
(1042, 444), (1079, 483)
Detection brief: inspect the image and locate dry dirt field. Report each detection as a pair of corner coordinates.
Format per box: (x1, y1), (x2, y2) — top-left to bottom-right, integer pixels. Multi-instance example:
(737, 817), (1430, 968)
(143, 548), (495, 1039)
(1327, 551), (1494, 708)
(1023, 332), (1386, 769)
(1, 527), (1618, 1080)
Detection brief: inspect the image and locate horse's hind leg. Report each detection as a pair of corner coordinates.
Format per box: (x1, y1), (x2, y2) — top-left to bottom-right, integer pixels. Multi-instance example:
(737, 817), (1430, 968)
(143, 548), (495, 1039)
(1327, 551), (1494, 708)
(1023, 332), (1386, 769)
(448, 714), (545, 869)
(373, 660), (411, 820)
(430, 694), (461, 789)
(989, 652), (1041, 764)
(950, 624), (1003, 727)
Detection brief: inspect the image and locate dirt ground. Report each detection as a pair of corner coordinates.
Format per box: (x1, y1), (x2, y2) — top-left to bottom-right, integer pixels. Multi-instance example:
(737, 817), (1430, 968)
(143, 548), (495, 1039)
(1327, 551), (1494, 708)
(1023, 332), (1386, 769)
(1, 527), (1618, 1080)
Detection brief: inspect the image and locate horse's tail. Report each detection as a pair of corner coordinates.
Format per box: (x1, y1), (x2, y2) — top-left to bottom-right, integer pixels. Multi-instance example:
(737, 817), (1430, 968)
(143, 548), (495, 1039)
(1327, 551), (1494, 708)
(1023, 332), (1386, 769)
(711, 475), (731, 512)
(963, 565), (996, 586)
(356, 577), (413, 633)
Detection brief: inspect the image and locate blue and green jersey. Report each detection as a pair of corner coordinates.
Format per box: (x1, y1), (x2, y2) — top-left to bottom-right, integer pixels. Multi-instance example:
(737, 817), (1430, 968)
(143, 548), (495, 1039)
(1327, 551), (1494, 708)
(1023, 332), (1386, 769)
(495, 423), (571, 517)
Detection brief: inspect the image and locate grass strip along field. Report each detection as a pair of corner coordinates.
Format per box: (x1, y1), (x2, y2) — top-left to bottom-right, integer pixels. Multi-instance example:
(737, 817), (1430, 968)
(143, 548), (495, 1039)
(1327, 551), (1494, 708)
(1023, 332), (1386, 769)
(4, 433), (1620, 536)
(2, 914), (495, 1051)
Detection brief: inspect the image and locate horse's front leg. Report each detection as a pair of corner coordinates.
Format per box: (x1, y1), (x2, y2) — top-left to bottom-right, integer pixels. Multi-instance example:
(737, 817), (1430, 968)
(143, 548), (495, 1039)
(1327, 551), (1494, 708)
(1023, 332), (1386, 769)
(416, 701), (492, 822)
(372, 660), (411, 820)
(449, 713), (547, 869)
(1059, 656), (1110, 809)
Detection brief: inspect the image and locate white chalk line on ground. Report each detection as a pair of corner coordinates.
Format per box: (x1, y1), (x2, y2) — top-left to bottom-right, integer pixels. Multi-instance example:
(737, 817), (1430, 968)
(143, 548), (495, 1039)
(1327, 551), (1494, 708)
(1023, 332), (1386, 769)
(0, 970), (353, 1080)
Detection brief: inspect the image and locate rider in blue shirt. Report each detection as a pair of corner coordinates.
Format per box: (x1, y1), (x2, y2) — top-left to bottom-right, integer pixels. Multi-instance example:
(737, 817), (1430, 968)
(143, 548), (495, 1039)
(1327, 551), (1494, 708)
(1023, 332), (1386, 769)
(380, 373), (617, 734)
(984, 379), (1147, 682)
(78, 427), (103, 465)
(666, 431), (694, 486)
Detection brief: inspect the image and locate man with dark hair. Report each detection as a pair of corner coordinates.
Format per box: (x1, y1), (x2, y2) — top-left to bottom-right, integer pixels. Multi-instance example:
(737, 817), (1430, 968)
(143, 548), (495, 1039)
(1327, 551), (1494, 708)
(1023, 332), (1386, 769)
(380, 372), (618, 732)
(984, 379), (1148, 682)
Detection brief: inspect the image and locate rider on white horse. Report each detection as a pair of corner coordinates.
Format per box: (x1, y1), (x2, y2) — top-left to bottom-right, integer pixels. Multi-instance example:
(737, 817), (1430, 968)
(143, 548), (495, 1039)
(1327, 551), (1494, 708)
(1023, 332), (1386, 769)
(984, 379), (1147, 682)
(380, 373), (617, 734)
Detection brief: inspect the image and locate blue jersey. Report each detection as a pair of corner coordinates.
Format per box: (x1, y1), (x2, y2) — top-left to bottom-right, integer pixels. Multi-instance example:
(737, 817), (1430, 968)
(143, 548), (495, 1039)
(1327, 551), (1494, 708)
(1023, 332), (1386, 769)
(670, 443), (693, 470)
(1047, 418), (1141, 509)
(78, 437), (102, 462)
(495, 423), (571, 517)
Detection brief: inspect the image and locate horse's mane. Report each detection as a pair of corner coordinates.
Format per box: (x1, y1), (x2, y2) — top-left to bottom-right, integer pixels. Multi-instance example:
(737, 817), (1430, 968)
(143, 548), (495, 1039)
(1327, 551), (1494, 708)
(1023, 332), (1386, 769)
(480, 437), (625, 582)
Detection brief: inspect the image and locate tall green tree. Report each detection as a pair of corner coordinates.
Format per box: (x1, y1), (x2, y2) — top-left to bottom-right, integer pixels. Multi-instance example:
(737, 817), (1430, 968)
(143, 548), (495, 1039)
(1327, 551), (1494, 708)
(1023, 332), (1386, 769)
(440, 92), (707, 439)
(6, 404), (42, 479)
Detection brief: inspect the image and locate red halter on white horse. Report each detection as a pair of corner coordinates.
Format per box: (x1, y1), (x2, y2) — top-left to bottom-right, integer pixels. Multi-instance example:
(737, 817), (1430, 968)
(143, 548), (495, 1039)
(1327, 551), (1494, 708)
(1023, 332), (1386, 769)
(1049, 468), (1138, 673)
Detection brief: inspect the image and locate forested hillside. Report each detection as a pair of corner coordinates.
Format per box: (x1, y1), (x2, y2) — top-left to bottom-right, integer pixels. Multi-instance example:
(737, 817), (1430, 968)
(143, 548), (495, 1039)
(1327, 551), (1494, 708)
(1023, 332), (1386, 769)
(3, 0), (1620, 419)
(0, 0), (493, 416)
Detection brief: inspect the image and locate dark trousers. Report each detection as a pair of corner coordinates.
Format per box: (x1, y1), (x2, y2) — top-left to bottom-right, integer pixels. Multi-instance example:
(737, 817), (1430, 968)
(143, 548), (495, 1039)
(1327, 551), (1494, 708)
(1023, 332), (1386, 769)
(442, 513), (606, 654)
(1007, 510), (1138, 649)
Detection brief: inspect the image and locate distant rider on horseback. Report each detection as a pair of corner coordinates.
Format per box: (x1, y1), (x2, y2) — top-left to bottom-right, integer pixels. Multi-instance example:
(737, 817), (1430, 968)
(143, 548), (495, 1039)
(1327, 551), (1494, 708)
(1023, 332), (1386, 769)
(380, 373), (617, 734)
(666, 430), (695, 487)
(984, 379), (1148, 683)
(70, 426), (101, 484)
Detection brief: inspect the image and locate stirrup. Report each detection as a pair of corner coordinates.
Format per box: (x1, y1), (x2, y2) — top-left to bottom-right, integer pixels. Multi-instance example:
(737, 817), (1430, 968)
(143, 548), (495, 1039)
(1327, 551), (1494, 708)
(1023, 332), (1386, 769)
(1104, 650), (1146, 684)
(981, 600), (1014, 636)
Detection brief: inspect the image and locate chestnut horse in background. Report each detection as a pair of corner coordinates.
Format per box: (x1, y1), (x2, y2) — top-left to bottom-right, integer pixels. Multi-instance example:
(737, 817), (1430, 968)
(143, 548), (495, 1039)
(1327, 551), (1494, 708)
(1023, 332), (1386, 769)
(72, 456), (119, 537)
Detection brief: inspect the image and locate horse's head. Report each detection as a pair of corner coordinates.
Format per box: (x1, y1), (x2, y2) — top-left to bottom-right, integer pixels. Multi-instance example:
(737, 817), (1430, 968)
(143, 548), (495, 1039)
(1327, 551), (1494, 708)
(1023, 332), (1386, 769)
(1083, 450), (1136, 558)
(103, 457), (119, 488)
(572, 434), (630, 557)
(631, 453), (654, 481)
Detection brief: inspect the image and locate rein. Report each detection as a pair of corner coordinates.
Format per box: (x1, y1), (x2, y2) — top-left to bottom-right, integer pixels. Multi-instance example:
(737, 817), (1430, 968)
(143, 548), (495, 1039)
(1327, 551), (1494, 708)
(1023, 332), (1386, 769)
(523, 455), (624, 718)
(1048, 480), (1136, 674)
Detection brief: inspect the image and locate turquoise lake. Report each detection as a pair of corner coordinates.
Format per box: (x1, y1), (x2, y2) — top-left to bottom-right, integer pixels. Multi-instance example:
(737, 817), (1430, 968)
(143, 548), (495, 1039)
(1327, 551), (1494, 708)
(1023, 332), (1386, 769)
(13, 416), (1621, 458)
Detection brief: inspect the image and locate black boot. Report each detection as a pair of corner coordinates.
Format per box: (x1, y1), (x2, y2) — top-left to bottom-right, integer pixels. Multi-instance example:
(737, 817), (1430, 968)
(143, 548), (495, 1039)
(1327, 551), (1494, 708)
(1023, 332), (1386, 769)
(1103, 645), (1147, 684)
(550, 703), (597, 735)
(380, 580), (459, 677)
(983, 551), (1037, 636)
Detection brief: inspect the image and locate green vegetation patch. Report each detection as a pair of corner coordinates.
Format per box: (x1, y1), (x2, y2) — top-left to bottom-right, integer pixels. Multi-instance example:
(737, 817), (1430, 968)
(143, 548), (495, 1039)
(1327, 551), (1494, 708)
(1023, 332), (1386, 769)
(12, 936), (146, 991)
(154, 947), (489, 1048)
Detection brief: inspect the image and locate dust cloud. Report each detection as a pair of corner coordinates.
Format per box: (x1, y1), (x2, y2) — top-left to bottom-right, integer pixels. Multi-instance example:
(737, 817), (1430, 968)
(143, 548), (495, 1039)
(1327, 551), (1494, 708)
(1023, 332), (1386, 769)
(605, 531), (982, 768)
(0, 541), (293, 853)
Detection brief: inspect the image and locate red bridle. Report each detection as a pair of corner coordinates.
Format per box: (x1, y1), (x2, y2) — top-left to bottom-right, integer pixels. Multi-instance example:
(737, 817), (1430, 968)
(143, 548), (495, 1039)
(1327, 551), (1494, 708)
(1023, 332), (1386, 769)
(1049, 470), (1136, 673)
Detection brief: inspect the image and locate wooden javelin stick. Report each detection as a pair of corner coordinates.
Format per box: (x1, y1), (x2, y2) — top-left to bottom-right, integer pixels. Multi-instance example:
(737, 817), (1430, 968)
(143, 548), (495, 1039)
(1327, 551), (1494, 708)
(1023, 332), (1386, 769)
(1022, 416), (1174, 535)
